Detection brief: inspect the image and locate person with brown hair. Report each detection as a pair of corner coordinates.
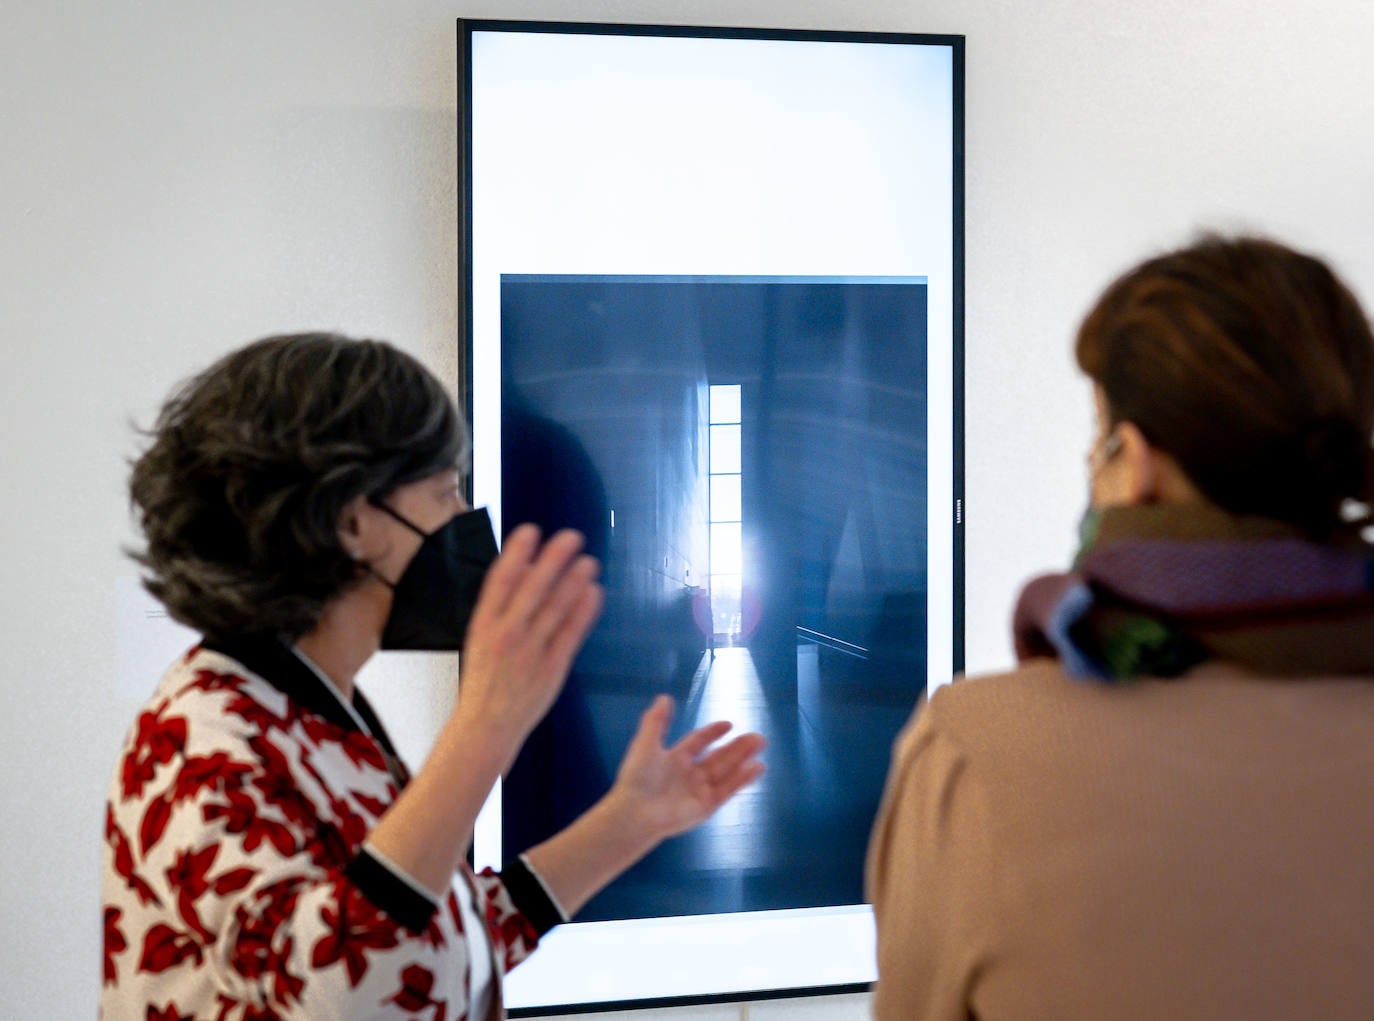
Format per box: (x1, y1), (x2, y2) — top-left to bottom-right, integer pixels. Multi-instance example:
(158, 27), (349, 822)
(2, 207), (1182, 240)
(867, 235), (1374, 1019)
(101, 333), (765, 1020)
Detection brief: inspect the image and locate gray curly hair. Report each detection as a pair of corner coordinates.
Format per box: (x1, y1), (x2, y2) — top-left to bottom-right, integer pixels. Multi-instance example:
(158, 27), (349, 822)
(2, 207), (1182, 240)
(128, 333), (468, 638)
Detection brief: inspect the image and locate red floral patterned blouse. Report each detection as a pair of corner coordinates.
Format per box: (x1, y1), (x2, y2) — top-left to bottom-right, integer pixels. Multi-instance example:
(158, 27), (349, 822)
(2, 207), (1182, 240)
(100, 636), (562, 1021)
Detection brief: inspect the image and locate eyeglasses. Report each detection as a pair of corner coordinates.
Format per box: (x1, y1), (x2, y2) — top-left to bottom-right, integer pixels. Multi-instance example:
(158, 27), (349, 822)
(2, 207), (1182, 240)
(1087, 430), (1123, 474)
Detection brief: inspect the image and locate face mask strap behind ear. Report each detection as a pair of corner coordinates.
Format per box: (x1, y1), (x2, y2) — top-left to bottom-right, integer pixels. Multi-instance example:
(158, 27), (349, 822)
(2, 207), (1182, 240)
(368, 497), (429, 539)
(350, 498), (428, 591)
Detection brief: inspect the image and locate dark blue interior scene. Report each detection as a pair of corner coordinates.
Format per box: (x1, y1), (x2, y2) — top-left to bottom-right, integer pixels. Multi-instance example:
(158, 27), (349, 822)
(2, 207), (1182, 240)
(498, 275), (928, 921)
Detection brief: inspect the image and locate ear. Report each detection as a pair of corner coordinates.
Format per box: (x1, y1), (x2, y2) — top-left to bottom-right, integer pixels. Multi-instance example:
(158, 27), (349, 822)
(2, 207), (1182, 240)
(1115, 421), (1159, 504)
(336, 494), (370, 561)
(1115, 422), (1202, 505)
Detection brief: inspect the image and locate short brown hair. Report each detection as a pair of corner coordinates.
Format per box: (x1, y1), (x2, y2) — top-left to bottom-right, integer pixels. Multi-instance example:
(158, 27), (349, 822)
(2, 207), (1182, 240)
(129, 333), (467, 638)
(1076, 235), (1374, 538)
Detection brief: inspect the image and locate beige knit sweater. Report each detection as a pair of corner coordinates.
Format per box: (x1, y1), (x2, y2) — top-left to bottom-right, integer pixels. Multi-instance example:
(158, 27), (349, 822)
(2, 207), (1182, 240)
(866, 657), (1374, 1020)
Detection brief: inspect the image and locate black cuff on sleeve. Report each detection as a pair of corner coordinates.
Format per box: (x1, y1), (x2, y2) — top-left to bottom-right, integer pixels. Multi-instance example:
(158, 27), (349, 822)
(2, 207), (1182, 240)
(501, 857), (564, 937)
(345, 849), (439, 935)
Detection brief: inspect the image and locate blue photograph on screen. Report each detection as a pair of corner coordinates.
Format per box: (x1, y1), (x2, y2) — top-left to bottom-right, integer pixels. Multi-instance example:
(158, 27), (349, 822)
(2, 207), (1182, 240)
(499, 275), (928, 922)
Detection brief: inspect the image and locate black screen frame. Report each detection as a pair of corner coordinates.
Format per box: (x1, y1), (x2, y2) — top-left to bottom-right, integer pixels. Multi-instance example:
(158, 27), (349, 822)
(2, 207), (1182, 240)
(458, 18), (965, 1014)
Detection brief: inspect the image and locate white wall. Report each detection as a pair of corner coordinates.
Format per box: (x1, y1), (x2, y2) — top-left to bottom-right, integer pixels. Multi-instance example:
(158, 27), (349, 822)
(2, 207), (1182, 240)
(3, 1), (1373, 1017)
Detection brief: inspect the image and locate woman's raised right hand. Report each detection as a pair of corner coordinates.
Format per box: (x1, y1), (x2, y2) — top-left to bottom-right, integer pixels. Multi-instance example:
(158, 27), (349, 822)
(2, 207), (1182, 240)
(453, 524), (604, 747)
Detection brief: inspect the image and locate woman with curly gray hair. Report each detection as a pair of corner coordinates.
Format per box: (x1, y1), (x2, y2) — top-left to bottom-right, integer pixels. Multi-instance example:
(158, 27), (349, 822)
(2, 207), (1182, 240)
(101, 333), (765, 1020)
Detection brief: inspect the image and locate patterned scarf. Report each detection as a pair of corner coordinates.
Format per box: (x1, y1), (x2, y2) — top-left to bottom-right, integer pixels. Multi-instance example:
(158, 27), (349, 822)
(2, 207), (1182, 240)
(1013, 502), (1374, 681)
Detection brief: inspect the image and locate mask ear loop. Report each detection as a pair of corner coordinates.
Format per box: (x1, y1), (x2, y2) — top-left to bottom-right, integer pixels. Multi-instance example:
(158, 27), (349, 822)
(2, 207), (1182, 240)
(350, 498), (429, 591)
(368, 497), (430, 539)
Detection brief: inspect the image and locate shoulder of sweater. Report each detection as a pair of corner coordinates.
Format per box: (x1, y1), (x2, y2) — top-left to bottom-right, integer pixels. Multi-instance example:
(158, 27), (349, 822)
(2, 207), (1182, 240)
(919, 658), (1285, 763)
(928, 657), (1075, 716)
(914, 657), (1153, 763)
(884, 659), (1070, 768)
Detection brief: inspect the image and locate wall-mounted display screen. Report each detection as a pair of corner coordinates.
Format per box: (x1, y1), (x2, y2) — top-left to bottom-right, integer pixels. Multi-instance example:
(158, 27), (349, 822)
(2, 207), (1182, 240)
(459, 19), (963, 1013)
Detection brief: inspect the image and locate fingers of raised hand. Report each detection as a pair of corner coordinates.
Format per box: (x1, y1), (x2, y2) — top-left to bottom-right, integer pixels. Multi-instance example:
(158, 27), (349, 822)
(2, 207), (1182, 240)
(696, 732), (767, 795)
(628, 695), (675, 756)
(506, 529), (592, 627)
(672, 720), (734, 760)
(659, 733), (764, 832)
(527, 551), (602, 646)
(459, 528), (603, 733)
(467, 524), (542, 631)
(541, 573), (605, 670)
(468, 528), (602, 661)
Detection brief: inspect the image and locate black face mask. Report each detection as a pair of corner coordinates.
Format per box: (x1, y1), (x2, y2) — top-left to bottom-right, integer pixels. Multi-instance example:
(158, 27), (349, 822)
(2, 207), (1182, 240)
(369, 503), (499, 651)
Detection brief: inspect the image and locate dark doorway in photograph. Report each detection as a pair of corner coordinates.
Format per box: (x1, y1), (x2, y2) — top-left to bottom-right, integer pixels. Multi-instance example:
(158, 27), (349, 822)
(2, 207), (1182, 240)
(498, 275), (928, 921)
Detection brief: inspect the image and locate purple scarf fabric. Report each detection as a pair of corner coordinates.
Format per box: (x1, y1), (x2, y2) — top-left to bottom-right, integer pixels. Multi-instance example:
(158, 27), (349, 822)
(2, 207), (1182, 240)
(1013, 504), (1374, 681)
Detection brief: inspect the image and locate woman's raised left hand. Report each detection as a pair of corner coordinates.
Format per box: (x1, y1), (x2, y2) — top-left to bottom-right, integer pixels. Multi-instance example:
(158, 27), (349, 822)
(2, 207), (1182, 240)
(607, 694), (767, 843)
(521, 694), (766, 917)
